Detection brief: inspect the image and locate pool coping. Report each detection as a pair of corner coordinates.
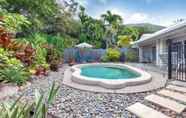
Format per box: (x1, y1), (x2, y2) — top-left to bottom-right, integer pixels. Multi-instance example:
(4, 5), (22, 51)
(71, 63), (152, 89)
(63, 63), (168, 93)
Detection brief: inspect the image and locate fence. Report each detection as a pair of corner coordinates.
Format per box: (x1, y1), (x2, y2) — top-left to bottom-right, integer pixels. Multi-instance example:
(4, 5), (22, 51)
(168, 40), (186, 81)
(63, 48), (128, 63)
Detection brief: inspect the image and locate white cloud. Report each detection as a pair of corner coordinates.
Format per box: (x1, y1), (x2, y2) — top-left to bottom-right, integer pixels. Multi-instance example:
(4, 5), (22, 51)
(127, 13), (149, 23)
(94, 8), (127, 21)
(91, 7), (172, 26)
(93, 8), (151, 24)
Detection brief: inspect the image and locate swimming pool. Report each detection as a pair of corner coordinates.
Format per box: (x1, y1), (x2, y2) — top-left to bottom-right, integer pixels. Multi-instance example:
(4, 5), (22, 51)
(71, 63), (151, 89)
(81, 66), (140, 79)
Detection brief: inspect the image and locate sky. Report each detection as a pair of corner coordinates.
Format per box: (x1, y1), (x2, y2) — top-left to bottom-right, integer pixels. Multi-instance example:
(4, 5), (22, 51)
(75, 0), (186, 26)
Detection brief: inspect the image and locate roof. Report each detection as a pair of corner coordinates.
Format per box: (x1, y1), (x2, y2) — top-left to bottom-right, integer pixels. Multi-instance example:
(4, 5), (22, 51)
(75, 42), (93, 48)
(134, 21), (186, 45)
(140, 33), (153, 39)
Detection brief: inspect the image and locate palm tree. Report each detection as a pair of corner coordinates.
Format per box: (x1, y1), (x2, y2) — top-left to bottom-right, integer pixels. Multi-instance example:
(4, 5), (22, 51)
(101, 10), (122, 26)
(101, 10), (123, 48)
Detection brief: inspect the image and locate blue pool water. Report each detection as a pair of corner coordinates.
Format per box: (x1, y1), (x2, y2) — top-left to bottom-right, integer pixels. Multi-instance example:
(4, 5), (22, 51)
(81, 66), (140, 79)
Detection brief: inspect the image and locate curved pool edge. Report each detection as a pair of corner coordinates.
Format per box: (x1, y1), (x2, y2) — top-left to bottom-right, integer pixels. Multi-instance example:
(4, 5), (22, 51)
(71, 63), (152, 89)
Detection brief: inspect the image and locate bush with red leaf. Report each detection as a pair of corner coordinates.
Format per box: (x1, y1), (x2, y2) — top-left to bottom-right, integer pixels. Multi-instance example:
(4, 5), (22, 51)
(0, 27), (12, 48)
(0, 26), (35, 66)
(15, 44), (35, 66)
(35, 66), (47, 76)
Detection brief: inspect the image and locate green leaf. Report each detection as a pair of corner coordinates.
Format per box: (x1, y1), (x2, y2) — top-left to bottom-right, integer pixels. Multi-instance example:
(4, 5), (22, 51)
(10, 94), (23, 111)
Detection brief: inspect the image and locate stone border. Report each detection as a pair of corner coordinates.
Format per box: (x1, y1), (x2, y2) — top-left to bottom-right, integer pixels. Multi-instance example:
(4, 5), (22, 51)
(63, 63), (168, 93)
(71, 63), (152, 89)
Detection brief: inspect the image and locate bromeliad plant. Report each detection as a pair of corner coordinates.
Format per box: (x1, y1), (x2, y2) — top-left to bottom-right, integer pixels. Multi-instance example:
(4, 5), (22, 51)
(0, 82), (60, 118)
(0, 67), (30, 86)
(0, 48), (30, 85)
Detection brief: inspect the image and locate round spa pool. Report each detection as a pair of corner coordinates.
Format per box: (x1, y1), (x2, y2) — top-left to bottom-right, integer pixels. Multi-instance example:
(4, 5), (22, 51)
(81, 66), (140, 79)
(71, 63), (152, 89)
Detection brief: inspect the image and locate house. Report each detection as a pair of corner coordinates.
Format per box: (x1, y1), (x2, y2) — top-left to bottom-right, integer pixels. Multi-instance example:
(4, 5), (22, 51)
(133, 21), (186, 67)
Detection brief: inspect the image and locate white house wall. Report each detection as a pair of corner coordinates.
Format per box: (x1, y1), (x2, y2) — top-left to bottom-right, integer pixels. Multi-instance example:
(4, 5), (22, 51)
(156, 38), (167, 66)
(139, 46), (153, 63)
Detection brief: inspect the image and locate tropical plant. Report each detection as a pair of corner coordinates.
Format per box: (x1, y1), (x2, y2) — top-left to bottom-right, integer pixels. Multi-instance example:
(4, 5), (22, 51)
(118, 26), (140, 41)
(0, 26), (12, 48)
(0, 0), (79, 34)
(0, 48), (23, 69)
(0, 82), (59, 118)
(15, 44), (35, 66)
(0, 67), (30, 85)
(0, 0), (59, 30)
(101, 10), (122, 27)
(0, 11), (31, 33)
(46, 47), (60, 71)
(117, 35), (132, 47)
(125, 49), (138, 62)
(45, 34), (77, 55)
(0, 26), (28, 52)
(19, 33), (49, 74)
(102, 48), (121, 62)
(78, 6), (105, 48)
(101, 10), (123, 48)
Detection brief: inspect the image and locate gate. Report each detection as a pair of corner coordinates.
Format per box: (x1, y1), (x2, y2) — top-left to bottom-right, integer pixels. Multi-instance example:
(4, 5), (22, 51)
(168, 40), (186, 81)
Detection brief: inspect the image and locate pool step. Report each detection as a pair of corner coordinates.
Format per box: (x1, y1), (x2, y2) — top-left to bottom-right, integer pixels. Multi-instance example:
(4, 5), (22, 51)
(170, 80), (186, 87)
(158, 89), (186, 103)
(166, 85), (186, 93)
(145, 94), (186, 113)
(126, 102), (170, 118)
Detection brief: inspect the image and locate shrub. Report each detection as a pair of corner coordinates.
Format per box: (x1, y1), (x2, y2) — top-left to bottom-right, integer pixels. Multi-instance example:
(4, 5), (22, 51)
(117, 35), (132, 48)
(125, 49), (138, 62)
(0, 82), (59, 118)
(0, 48), (23, 69)
(103, 48), (121, 62)
(46, 47), (61, 71)
(19, 33), (49, 74)
(44, 33), (77, 56)
(0, 67), (30, 86)
(1, 12), (31, 33)
(15, 44), (35, 66)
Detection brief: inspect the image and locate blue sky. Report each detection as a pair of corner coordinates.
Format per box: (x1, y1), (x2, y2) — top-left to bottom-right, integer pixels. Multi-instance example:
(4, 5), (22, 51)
(75, 0), (186, 26)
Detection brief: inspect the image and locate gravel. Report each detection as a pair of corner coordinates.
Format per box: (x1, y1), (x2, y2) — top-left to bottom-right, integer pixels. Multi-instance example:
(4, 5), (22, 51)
(5, 65), (185, 118)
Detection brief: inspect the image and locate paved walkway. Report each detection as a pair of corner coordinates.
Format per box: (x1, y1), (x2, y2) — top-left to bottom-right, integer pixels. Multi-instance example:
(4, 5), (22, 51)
(126, 80), (186, 118)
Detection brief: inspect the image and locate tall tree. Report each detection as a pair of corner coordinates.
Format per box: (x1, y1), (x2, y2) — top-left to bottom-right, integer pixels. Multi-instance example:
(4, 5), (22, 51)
(101, 10), (123, 48)
(118, 26), (140, 41)
(101, 10), (122, 26)
(78, 6), (105, 48)
(0, 0), (79, 35)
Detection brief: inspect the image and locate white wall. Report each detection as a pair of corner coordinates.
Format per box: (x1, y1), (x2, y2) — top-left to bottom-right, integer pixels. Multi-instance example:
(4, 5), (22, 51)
(139, 46), (153, 63)
(139, 47), (143, 62)
(156, 38), (167, 66)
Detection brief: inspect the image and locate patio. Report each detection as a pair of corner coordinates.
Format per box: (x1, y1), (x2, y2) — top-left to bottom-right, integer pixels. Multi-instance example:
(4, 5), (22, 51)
(1, 0), (186, 117)
(63, 63), (167, 93)
(2, 63), (184, 118)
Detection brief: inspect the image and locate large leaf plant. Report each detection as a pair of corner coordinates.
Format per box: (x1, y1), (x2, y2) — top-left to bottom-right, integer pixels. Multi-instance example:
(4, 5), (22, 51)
(0, 82), (60, 118)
